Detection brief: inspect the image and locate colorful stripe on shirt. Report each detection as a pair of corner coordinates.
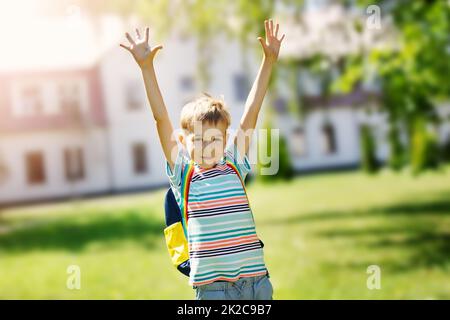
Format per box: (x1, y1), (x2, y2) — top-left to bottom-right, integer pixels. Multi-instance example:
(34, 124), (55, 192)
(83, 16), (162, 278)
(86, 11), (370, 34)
(186, 161), (267, 286)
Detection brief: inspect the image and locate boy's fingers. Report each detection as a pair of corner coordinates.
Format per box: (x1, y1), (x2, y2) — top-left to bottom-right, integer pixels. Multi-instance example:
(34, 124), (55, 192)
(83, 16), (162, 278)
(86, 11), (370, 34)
(135, 28), (141, 39)
(257, 37), (266, 48)
(279, 34), (285, 42)
(269, 20), (274, 36)
(125, 32), (135, 45)
(119, 43), (131, 52)
(145, 27), (149, 42)
(151, 44), (163, 56)
(264, 20), (269, 37)
(275, 23), (279, 38)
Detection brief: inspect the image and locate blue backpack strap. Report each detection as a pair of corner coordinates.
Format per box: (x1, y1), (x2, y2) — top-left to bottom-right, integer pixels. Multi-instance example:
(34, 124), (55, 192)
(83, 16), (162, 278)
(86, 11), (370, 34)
(164, 188), (181, 226)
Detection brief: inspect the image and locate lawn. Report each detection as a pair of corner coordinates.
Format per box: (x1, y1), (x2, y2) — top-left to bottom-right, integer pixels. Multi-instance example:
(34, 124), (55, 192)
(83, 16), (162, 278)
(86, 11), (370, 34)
(0, 167), (449, 299)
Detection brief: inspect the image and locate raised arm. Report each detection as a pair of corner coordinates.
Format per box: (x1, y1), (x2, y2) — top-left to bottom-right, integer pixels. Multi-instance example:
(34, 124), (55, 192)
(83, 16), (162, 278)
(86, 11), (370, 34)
(120, 27), (178, 171)
(236, 20), (285, 157)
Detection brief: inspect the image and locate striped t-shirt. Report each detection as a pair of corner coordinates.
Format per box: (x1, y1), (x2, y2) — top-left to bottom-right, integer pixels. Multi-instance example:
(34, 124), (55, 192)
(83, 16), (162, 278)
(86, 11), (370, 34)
(165, 142), (267, 286)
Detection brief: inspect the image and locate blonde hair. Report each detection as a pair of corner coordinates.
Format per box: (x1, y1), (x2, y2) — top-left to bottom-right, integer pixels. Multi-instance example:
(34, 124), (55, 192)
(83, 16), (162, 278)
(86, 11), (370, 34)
(180, 92), (231, 132)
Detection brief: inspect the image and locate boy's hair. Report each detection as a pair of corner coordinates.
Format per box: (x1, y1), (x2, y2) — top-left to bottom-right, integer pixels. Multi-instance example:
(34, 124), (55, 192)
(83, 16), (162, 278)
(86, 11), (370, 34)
(180, 92), (231, 133)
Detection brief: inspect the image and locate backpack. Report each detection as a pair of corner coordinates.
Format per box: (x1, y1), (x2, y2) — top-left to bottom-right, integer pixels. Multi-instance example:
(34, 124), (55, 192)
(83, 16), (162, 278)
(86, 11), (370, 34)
(163, 158), (250, 277)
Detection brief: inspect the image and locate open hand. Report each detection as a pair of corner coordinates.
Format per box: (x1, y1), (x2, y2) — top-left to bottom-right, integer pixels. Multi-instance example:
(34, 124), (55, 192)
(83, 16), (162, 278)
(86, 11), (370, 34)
(258, 19), (285, 63)
(120, 27), (163, 69)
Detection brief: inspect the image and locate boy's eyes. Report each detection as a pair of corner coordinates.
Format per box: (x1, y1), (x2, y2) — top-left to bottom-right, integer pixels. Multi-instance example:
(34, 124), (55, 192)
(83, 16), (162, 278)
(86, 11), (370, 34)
(193, 137), (223, 142)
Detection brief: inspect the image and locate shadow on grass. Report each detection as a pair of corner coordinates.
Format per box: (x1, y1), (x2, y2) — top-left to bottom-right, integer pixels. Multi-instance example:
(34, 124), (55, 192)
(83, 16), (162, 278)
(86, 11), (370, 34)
(262, 192), (450, 273)
(0, 210), (164, 253)
(262, 193), (450, 226)
(319, 227), (450, 272)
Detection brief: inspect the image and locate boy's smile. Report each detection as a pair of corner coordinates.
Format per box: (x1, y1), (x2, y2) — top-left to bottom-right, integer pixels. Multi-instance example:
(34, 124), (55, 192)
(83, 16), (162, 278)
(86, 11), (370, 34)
(181, 120), (228, 169)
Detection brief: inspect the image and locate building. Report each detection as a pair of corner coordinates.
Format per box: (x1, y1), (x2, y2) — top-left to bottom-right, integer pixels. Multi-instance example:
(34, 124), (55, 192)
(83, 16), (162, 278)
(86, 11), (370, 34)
(0, 16), (260, 205)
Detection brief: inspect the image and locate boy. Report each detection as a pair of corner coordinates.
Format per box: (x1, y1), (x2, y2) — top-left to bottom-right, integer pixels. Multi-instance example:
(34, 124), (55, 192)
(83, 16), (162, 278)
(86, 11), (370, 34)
(120, 19), (284, 300)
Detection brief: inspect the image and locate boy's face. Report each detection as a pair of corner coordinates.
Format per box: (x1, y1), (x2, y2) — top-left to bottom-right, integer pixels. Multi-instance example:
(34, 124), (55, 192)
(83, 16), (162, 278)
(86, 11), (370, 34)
(182, 120), (228, 169)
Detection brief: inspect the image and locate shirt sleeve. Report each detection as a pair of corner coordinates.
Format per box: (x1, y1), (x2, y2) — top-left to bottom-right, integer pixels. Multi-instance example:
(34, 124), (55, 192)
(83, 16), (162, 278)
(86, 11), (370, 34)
(165, 145), (189, 193)
(225, 141), (252, 181)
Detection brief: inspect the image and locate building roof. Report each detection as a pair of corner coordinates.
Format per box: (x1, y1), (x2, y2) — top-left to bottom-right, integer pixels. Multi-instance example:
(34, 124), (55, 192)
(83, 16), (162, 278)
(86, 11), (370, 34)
(302, 89), (380, 109)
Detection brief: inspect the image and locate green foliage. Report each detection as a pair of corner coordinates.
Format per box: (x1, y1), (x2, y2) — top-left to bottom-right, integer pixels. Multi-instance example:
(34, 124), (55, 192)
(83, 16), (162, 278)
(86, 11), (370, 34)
(360, 124), (379, 173)
(441, 139), (450, 163)
(257, 121), (294, 182)
(277, 134), (295, 180)
(387, 124), (406, 171)
(337, 0), (450, 174)
(411, 117), (440, 174)
(332, 55), (363, 94)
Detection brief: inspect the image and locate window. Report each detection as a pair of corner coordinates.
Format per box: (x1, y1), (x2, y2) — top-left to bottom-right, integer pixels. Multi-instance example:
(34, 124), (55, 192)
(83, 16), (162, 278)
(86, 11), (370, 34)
(64, 147), (85, 181)
(274, 97), (288, 114)
(59, 82), (81, 114)
(180, 75), (194, 92)
(291, 127), (306, 156)
(132, 143), (148, 174)
(126, 80), (143, 110)
(21, 85), (43, 115)
(25, 151), (46, 184)
(298, 71), (322, 96)
(233, 74), (249, 102)
(321, 123), (337, 154)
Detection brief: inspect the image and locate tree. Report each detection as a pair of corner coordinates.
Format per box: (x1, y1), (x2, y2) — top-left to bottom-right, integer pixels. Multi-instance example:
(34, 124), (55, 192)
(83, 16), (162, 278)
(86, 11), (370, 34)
(338, 0), (450, 173)
(360, 124), (379, 173)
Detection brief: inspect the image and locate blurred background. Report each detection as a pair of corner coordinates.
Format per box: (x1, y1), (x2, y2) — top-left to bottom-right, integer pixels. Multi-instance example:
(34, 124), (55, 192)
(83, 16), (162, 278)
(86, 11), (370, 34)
(0, 0), (449, 299)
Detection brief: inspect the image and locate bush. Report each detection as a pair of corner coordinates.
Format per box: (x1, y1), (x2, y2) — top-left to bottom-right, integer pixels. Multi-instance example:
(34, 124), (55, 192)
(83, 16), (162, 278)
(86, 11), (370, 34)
(360, 124), (379, 174)
(387, 124), (406, 171)
(257, 123), (294, 182)
(411, 117), (440, 174)
(440, 138), (450, 163)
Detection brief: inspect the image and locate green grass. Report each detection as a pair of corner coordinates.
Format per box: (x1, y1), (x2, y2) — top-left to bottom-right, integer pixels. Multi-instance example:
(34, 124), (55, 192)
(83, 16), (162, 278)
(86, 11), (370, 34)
(0, 167), (449, 299)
